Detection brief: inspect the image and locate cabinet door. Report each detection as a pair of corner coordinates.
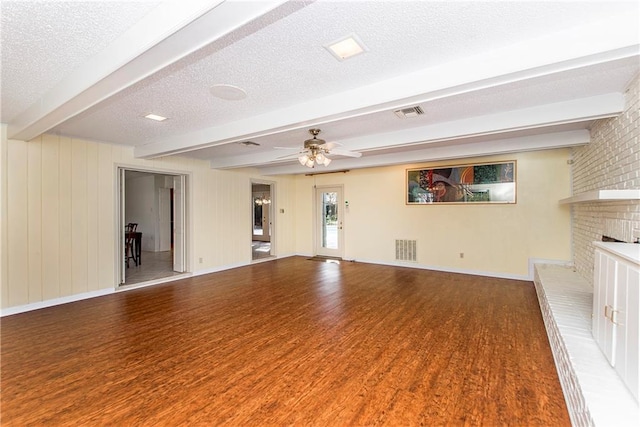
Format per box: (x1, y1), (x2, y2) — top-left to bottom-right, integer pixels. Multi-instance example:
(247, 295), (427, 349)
(622, 265), (639, 402)
(603, 254), (618, 365)
(593, 249), (618, 364)
(593, 250), (607, 346)
(614, 262), (629, 383)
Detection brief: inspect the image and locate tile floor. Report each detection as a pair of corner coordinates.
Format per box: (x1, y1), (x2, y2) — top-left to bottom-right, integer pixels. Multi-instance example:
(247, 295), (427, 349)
(252, 241), (272, 260)
(124, 244), (273, 285)
(124, 251), (184, 285)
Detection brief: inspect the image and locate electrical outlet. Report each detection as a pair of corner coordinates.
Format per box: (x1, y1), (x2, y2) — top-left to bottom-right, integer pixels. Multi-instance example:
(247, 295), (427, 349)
(199, 257), (203, 264)
(459, 253), (464, 259)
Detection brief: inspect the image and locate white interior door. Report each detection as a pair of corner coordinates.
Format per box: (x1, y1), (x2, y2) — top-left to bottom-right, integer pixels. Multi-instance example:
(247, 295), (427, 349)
(315, 186), (343, 258)
(158, 188), (171, 251)
(118, 168), (126, 285)
(173, 175), (186, 272)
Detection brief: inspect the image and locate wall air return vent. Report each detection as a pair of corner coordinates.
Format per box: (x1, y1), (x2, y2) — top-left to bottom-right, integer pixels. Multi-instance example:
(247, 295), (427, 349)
(394, 106), (424, 119)
(395, 239), (417, 262)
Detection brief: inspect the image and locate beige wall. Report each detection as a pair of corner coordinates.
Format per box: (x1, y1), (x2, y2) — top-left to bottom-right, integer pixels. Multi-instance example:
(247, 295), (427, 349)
(0, 133), (296, 309)
(294, 149), (573, 278)
(1, 130), (574, 311)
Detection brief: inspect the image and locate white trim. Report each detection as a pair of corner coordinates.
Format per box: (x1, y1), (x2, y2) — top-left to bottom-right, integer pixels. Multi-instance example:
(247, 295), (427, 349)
(353, 258), (531, 281)
(250, 179), (277, 259)
(192, 262), (248, 277)
(116, 273), (191, 292)
(1, 288), (114, 317)
(559, 189), (640, 204)
(346, 256), (572, 281)
(115, 164), (192, 287)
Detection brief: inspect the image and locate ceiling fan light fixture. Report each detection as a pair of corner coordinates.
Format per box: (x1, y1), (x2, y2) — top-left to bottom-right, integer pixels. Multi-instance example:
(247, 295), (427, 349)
(290, 128), (360, 168)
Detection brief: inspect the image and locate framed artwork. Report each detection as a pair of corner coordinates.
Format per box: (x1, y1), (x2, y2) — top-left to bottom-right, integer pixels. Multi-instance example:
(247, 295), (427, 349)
(406, 161), (516, 204)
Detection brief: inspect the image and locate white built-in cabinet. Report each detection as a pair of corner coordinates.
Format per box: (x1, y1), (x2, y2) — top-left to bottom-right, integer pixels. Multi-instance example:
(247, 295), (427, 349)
(592, 242), (640, 403)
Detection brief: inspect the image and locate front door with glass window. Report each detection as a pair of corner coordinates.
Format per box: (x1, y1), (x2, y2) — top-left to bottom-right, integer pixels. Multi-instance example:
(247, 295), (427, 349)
(315, 186), (343, 258)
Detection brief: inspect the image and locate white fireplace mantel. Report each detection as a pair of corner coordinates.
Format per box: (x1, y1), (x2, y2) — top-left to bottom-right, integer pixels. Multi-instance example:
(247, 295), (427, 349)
(559, 189), (640, 204)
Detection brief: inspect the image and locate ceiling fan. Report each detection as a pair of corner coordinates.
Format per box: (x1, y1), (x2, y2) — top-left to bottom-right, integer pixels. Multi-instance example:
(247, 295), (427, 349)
(277, 128), (362, 168)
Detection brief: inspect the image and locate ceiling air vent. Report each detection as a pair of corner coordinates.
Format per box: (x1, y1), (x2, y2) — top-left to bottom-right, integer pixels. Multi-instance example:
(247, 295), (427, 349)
(394, 106), (424, 119)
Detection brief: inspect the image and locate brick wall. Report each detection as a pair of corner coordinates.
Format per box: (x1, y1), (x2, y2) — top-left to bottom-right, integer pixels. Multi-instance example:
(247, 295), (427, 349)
(572, 73), (640, 285)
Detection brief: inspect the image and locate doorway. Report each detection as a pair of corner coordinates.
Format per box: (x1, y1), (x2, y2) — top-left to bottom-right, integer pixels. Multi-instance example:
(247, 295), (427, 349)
(315, 185), (344, 258)
(251, 181), (274, 261)
(118, 168), (187, 286)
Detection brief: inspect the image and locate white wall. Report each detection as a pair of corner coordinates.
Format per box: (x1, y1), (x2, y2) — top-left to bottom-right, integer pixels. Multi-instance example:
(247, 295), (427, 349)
(125, 173), (156, 251)
(572, 74), (640, 285)
(294, 149), (573, 278)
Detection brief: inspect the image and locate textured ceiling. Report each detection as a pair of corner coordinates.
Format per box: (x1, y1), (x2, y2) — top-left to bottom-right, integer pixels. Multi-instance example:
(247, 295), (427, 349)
(1, 0), (639, 174)
(0, 0), (161, 122)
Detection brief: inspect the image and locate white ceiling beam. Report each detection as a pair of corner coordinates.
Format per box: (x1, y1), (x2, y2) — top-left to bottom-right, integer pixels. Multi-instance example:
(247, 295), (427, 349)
(256, 130), (591, 176)
(208, 94), (621, 169)
(334, 93), (622, 152)
(7, 0), (289, 141)
(136, 12), (638, 158)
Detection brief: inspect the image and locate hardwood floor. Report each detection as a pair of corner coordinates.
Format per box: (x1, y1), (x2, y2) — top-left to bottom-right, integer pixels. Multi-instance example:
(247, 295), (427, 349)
(1, 257), (570, 426)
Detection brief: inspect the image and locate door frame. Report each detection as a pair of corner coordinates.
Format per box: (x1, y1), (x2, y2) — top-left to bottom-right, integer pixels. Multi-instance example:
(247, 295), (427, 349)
(116, 166), (190, 287)
(250, 179), (276, 260)
(314, 185), (344, 259)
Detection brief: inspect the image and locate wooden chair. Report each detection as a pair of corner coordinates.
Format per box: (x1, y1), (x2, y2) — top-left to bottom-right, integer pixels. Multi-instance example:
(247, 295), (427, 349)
(125, 223), (138, 267)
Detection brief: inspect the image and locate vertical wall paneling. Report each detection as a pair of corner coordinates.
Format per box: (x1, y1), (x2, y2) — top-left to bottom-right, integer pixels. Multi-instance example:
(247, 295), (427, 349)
(3, 135), (299, 310)
(71, 139), (88, 295)
(98, 143), (114, 289)
(58, 137), (73, 297)
(27, 138), (43, 302)
(41, 134), (60, 300)
(7, 140), (29, 306)
(86, 141), (99, 291)
(1, 126), (8, 306)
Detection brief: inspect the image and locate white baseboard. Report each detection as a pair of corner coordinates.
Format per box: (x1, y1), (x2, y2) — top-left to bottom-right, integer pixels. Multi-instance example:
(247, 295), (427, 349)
(2, 255), (572, 316)
(192, 261), (248, 276)
(348, 257), (573, 281)
(1, 288), (114, 317)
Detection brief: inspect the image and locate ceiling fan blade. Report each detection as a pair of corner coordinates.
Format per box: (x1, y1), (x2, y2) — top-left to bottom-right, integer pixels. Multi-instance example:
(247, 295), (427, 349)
(329, 148), (362, 158)
(274, 146), (300, 150)
(322, 141), (342, 150)
(276, 151), (304, 160)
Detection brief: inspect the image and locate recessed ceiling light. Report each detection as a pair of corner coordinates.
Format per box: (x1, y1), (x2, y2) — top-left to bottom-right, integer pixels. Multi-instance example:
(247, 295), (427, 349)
(144, 113), (168, 122)
(210, 84), (247, 101)
(325, 34), (368, 61)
